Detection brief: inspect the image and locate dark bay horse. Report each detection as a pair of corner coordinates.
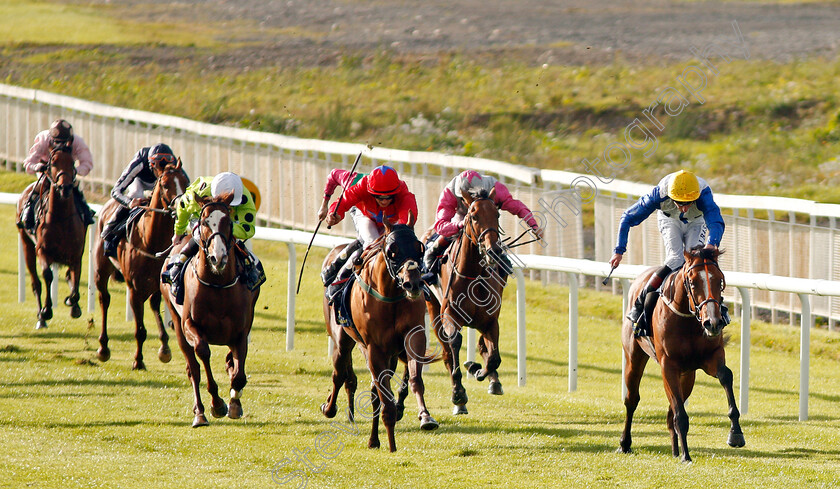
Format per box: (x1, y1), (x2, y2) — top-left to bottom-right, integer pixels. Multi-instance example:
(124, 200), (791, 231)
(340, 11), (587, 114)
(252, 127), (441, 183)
(93, 159), (188, 369)
(424, 188), (507, 415)
(17, 147), (88, 329)
(618, 247), (745, 463)
(321, 222), (438, 452)
(162, 193), (259, 427)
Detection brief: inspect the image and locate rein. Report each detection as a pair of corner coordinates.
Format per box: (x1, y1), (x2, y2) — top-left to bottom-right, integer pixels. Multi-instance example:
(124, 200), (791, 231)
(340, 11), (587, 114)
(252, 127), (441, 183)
(660, 259), (725, 321)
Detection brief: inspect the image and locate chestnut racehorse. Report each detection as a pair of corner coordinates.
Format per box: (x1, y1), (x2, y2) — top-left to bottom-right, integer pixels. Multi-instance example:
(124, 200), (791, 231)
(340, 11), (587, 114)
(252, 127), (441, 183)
(17, 147), (88, 329)
(93, 159), (188, 369)
(321, 222), (438, 452)
(618, 247), (745, 462)
(162, 193), (259, 427)
(424, 188), (507, 415)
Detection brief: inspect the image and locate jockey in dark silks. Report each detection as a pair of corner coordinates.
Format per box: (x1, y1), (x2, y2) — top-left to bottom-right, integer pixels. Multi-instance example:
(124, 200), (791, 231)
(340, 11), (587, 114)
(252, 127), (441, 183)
(18, 119), (96, 231)
(101, 143), (185, 257)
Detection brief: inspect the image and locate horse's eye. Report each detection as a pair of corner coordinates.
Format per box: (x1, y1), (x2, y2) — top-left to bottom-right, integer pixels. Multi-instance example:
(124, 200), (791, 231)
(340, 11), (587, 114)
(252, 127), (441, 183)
(386, 243), (398, 258)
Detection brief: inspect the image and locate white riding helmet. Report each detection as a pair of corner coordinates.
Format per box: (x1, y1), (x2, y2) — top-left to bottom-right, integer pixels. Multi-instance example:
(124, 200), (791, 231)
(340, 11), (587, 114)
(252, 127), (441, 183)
(211, 172), (244, 206)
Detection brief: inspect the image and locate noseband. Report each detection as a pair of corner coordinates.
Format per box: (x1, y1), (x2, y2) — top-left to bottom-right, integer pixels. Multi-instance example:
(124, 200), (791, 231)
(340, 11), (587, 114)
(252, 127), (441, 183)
(382, 228), (421, 290)
(682, 259), (726, 322)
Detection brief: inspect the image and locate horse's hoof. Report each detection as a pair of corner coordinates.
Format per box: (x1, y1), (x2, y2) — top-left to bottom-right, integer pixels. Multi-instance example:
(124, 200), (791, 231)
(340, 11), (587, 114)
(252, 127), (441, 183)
(70, 304), (82, 318)
(728, 432), (746, 448)
(488, 381), (504, 395)
(97, 347), (110, 362)
(132, 360), (146, 371)
(211, 401), (228, 418)
(228, 399), (243, 419)
(616, 446), (632, 454)
(452, 389), (468, 406)
(475, 369), (489, 382)
(321, 402), (337, 419)
(34, 320), (48, 330)
(419, 414), (439, 431)
(158, 346), (172, 363)
(463, 361), (481, 377)
(40, 308), (53, 321)
(192, 414), (209, 428)
(64, 296), (73, 307)
(368, 439), (380, 449)
(452, 404), (468, 415)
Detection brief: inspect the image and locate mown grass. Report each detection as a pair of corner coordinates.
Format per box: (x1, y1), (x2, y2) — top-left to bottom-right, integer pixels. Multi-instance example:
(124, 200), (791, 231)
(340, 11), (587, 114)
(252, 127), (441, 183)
(1, 172), (840, 488)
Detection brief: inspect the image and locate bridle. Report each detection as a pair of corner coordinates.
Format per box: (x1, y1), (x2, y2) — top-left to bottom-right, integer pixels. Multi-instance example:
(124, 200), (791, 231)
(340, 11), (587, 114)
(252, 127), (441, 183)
(45, 147), (77, 195)
(197, 201), (234, 257)
(681, 258), (726, 322)
(462, 197), (501, 257)
(381, 227), (422, 291)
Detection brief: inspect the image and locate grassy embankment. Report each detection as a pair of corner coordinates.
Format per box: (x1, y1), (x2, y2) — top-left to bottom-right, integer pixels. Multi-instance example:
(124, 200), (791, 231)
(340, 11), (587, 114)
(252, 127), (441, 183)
(2, 1), (840, 201)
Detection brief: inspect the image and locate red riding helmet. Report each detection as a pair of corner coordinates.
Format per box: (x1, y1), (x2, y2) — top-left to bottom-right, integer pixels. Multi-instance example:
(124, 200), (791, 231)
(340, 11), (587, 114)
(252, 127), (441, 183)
(367, 166), (401, 196)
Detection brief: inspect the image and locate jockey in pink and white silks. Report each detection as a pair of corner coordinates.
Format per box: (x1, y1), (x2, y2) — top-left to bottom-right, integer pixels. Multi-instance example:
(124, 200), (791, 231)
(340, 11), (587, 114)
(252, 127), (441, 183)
(422, 170), (543, 284)
(609, 170), (728, 336)
(18, 119), (96, 231)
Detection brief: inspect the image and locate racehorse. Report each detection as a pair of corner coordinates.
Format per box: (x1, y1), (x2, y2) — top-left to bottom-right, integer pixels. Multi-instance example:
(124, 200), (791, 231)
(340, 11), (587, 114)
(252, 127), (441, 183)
(618, 246), (745, 462)
(321, 222), (438, 452)
(93, 158), (188, 370)
(17, 146), (88, 329)
(162, 192), (259, 427)
(424, 187), (506, 415)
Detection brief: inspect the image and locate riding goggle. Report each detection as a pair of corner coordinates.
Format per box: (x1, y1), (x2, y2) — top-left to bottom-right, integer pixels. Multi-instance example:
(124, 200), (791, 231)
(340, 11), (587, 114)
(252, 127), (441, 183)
(373, 194), (395, 202)
(150, 153), (176, 165)
(673, 200), (695, 207)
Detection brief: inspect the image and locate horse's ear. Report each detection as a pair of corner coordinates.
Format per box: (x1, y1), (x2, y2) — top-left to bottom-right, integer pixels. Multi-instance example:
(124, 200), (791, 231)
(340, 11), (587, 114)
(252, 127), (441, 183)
(382, 217), (394, 233)
(488, 186), (497, 201)
(462, 190), (474, 205)
(196, 193), (209, 208)
(219, 190), (235, 206)
(175, 157), (182, 170)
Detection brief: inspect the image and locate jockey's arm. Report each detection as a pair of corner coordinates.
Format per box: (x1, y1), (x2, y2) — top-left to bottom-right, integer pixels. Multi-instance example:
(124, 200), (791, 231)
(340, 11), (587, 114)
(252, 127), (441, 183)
(231, 190), (257, 241)
(433, 188), (461, 237)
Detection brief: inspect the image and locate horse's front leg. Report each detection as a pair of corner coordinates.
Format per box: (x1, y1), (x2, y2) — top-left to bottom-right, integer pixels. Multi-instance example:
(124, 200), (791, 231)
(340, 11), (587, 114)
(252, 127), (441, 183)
(322, 330), (355, 419)
(662, 360), (691, 462)
(38, 261), (54, 326)
(430, 301), (468, 414)
(64, 264), (82, 318)
(190, 326), (227, 419)
(368, 351), (398, 452)
(404, 326), (438, 431)
(225, 334), (249, 420)
(476, 321), (503, 395)
(706, 359), (746, 448)
(148, 292), (172, 363)
(618, 333), (649, 454)
(94, 257), (113, 361)
(173, 321), (207, 427)
(20, 232), (44, 329)
(128, 288), (148, 371)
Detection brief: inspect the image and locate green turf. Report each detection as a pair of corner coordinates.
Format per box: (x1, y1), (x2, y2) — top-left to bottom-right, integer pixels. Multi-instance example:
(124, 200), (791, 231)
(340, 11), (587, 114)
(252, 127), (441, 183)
(1, 197), (839, 488)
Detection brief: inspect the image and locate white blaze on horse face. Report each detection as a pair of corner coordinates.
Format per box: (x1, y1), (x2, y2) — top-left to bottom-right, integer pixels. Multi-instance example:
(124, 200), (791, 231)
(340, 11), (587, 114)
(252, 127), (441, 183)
(206, 209), (229, 272)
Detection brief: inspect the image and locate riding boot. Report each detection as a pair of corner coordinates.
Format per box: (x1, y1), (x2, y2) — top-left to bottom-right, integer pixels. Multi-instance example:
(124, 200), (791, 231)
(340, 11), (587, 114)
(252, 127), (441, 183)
(721, 303), (731, 326)
(421, 235), (449, 285)
(236, 242), (266, 291)
(101, 205), (130, 258)
(18, 190), (39, 230)
(628, 264), (672, 336)
(321, 238), (362, 286)
(496, 252), (514, 279)
(73, 186), (96, 226)
(162, 238), (199, 305)
(326, 250), (360, 304)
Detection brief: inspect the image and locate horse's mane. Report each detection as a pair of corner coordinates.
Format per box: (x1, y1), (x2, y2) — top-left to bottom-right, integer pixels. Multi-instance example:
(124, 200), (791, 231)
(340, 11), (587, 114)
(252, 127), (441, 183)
(688, 245), (724, 261)
(467, 188), (490, 200)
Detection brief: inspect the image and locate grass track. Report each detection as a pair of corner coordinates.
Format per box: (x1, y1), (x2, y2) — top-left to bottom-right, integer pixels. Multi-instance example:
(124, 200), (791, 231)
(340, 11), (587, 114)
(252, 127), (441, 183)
(0, 186), (839, 487)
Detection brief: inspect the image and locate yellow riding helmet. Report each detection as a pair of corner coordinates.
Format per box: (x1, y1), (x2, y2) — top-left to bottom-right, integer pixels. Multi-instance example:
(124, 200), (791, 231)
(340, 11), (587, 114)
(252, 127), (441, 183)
(667, 170), (700, 202)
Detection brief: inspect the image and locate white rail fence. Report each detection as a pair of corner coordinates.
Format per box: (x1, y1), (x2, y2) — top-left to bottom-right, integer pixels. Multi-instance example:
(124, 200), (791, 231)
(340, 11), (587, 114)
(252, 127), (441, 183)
(6, 191), (838, 423)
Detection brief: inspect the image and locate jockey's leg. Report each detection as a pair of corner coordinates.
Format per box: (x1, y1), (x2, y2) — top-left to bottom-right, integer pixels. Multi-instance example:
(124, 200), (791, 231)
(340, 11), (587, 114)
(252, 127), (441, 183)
(162, 238), (199, 305)
(326, 217), (380, 303)
(326, 248), (362, 304)
(19, 176), (47, 230)
(72, 183), (96, 226)
(101, 205), (131, 257)
(321, 238), (362, 286)
(235, 240), (266, 291)
(627, 264), (672, 334)
(421, 234), (452, 285)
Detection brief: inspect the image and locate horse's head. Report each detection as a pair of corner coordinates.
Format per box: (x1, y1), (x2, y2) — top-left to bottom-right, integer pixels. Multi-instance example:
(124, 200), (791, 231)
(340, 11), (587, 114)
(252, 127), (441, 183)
(195, 192), (234, 275)
(152, 159), (188, 212)
(382, 221), (424, 299)
(682, 246), (727, 337)
(48, 147), (76, 200)
(462, 187), (503, 267)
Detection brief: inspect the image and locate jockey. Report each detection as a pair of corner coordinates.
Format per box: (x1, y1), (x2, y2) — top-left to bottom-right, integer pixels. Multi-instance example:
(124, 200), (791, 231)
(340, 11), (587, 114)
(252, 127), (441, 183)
(161, 172), (264, 305)
(609, 170), (728, 336)
(323, 165), (418, 302)
(18, 119), (96, 231)
(101, 143), (187, 257)
(318, 167), (368, 286)
(421, 170), (544, 284)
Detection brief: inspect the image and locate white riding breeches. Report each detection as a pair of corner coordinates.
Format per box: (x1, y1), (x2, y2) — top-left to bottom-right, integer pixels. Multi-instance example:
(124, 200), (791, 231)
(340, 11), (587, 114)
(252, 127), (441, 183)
(350, 206), (381, 246)
(657, 212), (707, 270)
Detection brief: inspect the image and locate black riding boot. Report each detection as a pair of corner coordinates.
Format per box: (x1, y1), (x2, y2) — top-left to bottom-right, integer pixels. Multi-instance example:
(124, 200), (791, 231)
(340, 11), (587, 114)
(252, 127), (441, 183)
(162, 238), (199, 306)
(421, 235), (450, 285)
(628, 265), (672, 335)
(73, 186), (96, 226)
(326, 249), (361, 304)
(321, 239), (362, 286)
(18, 189), (39, 230)
(101, 205), (130, 258)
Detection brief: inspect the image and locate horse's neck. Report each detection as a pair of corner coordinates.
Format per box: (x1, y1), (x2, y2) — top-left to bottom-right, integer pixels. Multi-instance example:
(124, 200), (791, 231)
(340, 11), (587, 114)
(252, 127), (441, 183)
(361, 253), (398, 295)
(665, 268), (690, 309)
(46, 184), (75, 219)
(136, 196), (172, 250)
(451, 233), (483, 275)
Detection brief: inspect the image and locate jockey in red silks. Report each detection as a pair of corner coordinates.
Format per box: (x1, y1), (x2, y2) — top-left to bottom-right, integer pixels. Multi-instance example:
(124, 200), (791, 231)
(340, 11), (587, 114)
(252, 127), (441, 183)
(422, 170), (543, 284)
(317, 168), (367, 286)
(323, 165), (418, 302)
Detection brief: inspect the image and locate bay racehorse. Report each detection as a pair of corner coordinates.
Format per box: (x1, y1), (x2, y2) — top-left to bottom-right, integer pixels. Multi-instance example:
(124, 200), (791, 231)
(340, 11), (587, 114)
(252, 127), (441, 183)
(162, 192), (259, 427)
(424, 187), (507, 415)
(618, 246), (745, 462)
(321, 222), (438, 452)
(17, 146), (88, 329)
(93, 158), (188, 369)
